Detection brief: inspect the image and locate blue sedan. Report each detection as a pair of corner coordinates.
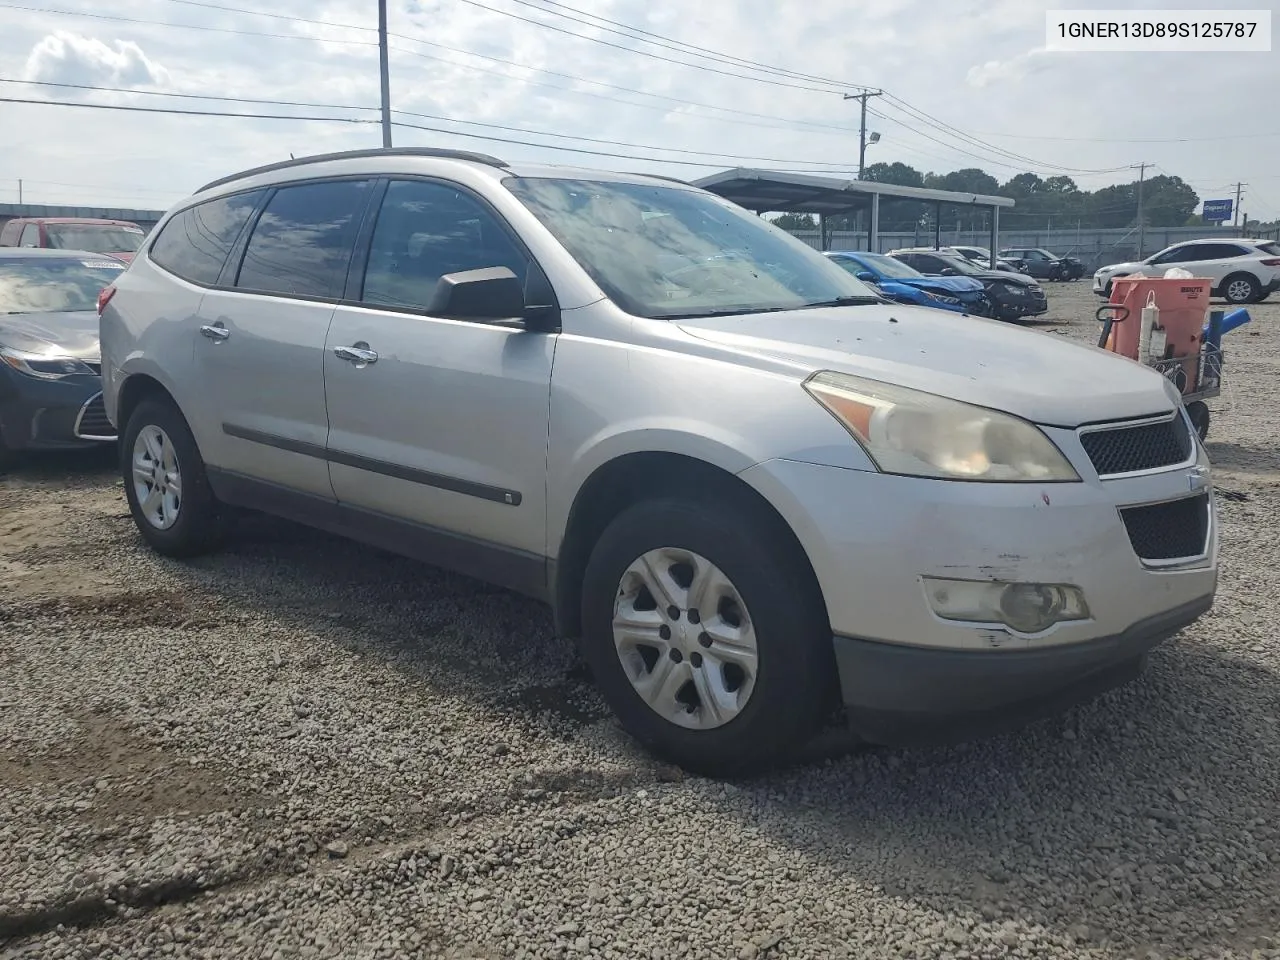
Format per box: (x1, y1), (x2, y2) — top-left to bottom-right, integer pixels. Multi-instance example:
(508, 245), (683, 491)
(825, 251), (989, 315)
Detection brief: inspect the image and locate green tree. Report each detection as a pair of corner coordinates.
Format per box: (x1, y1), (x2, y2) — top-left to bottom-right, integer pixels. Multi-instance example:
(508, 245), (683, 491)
(769, 212), (818, 231)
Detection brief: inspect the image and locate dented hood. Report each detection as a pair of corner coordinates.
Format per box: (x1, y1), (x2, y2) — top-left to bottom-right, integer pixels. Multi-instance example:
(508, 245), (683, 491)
(678, 304), (1176, 428)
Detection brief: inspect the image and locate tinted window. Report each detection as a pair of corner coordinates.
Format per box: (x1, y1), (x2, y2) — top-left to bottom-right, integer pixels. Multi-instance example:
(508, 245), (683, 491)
(151, 191), (264, 285)
(1152, 245), (1193, 263)
(236, 180), (371, 299)
(362, 180), (529, 311)
(46, 224), (144, 254)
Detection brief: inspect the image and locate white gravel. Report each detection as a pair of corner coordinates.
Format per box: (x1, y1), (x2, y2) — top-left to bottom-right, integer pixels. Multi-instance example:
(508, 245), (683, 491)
(2, 282), (1278, 960)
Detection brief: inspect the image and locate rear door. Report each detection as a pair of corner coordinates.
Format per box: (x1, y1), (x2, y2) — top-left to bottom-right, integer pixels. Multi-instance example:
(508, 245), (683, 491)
(191, 178), (374, 499)
(322, 177), (556, 569)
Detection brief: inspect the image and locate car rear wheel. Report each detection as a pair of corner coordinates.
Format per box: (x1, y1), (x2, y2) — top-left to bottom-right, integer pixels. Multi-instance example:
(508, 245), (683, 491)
(121, 397), (229, 558)
(1221, 273), (1259, 305)
(580, 497), (829, 778)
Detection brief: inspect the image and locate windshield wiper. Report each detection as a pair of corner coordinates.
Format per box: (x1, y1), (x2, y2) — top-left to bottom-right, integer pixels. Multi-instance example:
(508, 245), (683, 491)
(797, 295), (883, 309)
(661, 306), (793, 320)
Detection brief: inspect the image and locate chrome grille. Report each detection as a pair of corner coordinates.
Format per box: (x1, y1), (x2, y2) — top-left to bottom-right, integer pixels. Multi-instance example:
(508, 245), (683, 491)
(1119, 493), (1209, 562)
(74, 393), (116, 441)
(1080, 415), (1192, 477)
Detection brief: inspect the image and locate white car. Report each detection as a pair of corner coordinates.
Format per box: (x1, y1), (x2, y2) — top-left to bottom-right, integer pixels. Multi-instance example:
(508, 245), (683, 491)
(1093, 238), (1280, 304)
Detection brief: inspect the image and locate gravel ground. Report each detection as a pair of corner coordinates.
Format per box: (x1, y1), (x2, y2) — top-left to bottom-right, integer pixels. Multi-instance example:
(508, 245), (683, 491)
(2, 282), (1278, 960)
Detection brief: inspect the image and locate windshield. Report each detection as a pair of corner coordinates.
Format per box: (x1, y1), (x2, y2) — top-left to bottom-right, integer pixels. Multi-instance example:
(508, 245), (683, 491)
(932, 254), (984, 276)
(844, 252), (921, 279)
(503, 177), (877, 318)
(0, 257), (125, 313)
(45, 224), (144, 254)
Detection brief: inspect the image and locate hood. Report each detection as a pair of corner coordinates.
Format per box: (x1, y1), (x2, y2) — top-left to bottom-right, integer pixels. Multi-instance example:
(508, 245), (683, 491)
(896, 275), (985, 294)
(1099, 260), (1144, 275)
(678, 304), (1176, 427)
(980, 270), (1039, 287)
(0, 310), (101, 359)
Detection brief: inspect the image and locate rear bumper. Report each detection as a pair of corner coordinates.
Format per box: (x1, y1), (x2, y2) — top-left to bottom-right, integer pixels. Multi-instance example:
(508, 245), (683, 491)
(834, 594), (1212, 744)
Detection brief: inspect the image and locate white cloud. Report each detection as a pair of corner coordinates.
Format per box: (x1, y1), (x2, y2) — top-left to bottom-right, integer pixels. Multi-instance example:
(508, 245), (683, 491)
(24, 31), (169, 88)
(966, 47), (1053, 88)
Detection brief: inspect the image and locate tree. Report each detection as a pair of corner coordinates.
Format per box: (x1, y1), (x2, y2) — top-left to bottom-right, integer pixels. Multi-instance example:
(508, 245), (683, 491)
(1141, 175), (1199, 227)
(769, 213), (817, 231)
(862, 162), (928, 231)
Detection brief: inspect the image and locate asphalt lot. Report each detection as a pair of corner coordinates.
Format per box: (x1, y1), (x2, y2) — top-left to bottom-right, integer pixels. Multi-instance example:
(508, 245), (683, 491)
(2, 281), (1278, 960)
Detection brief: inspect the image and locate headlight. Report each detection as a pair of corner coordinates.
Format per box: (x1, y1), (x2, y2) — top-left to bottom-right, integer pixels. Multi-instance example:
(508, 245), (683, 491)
(803, 371), (1080, 482)
(0, 345), (96, 380)
(921, 291), (961, 305)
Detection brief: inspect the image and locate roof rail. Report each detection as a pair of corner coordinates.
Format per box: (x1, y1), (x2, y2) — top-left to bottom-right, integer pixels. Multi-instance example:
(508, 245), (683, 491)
(196, 147), (508, 194)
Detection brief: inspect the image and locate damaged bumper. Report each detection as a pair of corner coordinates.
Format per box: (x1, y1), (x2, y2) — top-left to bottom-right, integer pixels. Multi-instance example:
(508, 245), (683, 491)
(738, 453), (1218, 738)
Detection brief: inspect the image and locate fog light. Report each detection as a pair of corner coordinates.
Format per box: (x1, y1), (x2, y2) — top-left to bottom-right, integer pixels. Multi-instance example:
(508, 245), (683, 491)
(923, 577), (1089, 634)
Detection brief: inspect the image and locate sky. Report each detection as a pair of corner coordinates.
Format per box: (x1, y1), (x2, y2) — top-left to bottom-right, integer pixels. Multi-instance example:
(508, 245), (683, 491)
(0, 0), (1278, 222)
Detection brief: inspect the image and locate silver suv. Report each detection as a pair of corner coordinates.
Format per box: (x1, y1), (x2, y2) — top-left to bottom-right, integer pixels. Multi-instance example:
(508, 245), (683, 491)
(100, 148), (1218, 776)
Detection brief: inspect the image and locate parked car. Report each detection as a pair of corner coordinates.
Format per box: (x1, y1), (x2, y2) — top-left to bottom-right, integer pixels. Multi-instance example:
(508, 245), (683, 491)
(948, 245), (1026, 274)
(0, 249), (125, 466)
(824, 250), (989, 315)
(1093, 238), (1280, 304)
(0, 217), (147, 263)
(889, 248), (1049, 321)
(100, 148), (1218, 776)
(999, 247), (1076, 282)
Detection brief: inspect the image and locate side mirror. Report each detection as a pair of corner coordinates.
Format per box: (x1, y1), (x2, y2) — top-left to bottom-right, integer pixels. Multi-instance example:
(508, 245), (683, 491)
(940, 268), (957, 276)
(855, 271), (876, 283)
(428, 266), (528, 323)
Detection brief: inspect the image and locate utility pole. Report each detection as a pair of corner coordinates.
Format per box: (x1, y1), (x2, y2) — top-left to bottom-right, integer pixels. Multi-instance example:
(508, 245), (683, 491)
(378, 0), (392, 148)
(17, 179), (21, 204)
(842, 89), (883, 179)
(1233, 182), (1246, 233)
(1133, 162), (1149, 258)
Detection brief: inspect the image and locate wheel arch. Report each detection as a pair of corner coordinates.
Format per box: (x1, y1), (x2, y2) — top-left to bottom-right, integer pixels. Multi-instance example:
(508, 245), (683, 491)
(115, 372), (180, 435)
(551, 451), (828, 644)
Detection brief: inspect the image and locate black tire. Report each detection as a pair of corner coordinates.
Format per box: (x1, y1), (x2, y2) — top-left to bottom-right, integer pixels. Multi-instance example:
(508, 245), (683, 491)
(1186, 401), (1210, 442)
(1221, 273), (1259, 305)
(120, 397), (229, 558)
(580, 497), (830, 778)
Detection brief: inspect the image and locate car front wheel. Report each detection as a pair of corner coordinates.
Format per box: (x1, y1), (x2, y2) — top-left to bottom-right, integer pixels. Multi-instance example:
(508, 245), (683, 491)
(121, 397), (229, 558)
(580, 497), (830, 778)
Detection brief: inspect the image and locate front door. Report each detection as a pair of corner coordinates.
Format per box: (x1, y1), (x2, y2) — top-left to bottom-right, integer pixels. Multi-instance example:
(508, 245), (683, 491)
(194, 178), (374, 498)
(323, 178), (556, 566)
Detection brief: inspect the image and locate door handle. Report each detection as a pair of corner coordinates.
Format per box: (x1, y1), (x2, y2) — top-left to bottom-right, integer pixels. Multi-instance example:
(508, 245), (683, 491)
(334, 343), (379, 365)
(200, 323), (230, 341)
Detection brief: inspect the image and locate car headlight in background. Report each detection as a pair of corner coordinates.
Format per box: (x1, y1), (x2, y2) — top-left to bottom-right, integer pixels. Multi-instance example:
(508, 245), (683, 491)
(921, 291), (961, 306)
(803, 371), (1081, 482)
(0, 345), (96, 380)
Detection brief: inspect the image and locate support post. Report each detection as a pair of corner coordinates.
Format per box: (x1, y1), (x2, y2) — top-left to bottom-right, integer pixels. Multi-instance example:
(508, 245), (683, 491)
(378, 0), (393, 148)
(990, 205), (999, 269)
(934, 202), (942, 250)
(869, 194), (880, 253)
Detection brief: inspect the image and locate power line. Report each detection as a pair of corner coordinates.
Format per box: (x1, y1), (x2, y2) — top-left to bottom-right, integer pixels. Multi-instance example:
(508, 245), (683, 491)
(0, 79), (891, 168)
(447, 0), (851, 95)
(481, 0), (871, 91)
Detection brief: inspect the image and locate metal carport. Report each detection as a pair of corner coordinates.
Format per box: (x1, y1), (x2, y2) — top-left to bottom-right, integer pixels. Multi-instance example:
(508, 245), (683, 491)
(692, 168), (1017, 267)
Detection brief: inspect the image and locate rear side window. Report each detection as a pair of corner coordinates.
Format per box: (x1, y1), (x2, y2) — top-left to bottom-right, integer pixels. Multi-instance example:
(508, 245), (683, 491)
(235, 179), (371, 299)
(0, 220), (21, 245)
(20, 224), (40, 247)
(151, 191), (264, 285)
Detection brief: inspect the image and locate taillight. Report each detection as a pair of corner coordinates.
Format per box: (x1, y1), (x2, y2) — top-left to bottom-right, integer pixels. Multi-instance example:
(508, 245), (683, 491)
(1259, 258), (1280, 266)
(97, 285), (117, 315)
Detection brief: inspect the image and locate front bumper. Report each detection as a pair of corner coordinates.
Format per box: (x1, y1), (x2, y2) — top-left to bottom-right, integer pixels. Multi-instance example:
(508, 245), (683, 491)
(833, 595), (1211, 744)
(0, 369), (116, 451)
(738, 451), (1217, 733)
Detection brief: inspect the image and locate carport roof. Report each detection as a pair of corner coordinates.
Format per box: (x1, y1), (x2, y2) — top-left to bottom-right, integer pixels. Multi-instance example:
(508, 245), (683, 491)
(692, 168), (1016, 215)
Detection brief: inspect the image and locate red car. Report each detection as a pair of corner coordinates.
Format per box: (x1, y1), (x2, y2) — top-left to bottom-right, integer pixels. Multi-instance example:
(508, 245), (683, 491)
(0, 217), (146, 263)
